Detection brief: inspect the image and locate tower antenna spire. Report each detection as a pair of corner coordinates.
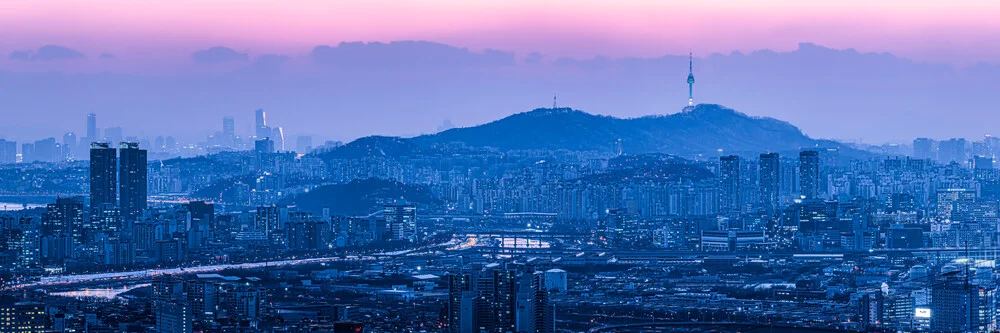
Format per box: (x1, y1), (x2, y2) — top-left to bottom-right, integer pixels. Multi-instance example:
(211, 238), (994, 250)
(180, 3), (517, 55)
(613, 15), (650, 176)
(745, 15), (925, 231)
(686, 51), (696, 107)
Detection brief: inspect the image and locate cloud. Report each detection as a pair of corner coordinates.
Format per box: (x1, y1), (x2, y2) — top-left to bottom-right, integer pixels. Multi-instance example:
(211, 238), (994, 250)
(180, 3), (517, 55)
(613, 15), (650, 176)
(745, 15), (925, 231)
(523, 52), (544, 64)
(9, 45), (85, 61)
(9, 50), (32, 61)
(311, 41), (515, 69)
(191, 46), (249, 64)
(99, 53), (116, 60)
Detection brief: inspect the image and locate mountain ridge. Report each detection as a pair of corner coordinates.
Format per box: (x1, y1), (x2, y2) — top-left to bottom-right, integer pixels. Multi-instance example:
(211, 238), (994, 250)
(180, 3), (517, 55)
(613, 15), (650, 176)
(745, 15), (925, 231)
(319, 104), (858, 160)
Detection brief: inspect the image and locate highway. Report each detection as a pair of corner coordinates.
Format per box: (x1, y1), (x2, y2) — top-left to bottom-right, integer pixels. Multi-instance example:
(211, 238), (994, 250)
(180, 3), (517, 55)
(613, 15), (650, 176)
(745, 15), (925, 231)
(11, 255), (375, 289)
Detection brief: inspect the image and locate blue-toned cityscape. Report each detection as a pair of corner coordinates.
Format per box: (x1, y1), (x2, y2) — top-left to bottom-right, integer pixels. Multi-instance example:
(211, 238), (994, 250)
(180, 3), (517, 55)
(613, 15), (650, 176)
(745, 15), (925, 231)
(4, 2), (1000, 333)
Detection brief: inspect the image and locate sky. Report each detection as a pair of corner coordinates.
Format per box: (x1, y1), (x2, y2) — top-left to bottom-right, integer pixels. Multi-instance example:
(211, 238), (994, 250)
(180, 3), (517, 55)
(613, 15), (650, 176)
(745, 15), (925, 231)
(3, 0), (1000, 65)
(1, 1), (999, 144)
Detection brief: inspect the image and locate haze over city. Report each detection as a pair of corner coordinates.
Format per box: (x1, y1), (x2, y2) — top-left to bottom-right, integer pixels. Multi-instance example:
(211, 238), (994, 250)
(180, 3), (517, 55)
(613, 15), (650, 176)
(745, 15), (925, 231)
(2, 0), (1000, 143)
(4, 2), (1000, 333)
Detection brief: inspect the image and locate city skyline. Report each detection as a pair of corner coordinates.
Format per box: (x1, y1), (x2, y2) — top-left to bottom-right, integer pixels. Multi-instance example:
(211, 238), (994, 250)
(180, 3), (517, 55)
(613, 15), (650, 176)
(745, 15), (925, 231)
(3, 3), (999, 333)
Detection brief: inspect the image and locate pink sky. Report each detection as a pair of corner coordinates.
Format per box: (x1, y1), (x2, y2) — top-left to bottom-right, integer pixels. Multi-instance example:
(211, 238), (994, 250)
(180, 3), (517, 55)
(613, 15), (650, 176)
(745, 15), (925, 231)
(2, 0), (1000, 64)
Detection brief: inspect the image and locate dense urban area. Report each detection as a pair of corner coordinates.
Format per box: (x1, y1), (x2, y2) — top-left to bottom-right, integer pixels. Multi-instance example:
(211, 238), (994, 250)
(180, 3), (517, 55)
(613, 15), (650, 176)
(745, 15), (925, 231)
(1, 101), (999, 333)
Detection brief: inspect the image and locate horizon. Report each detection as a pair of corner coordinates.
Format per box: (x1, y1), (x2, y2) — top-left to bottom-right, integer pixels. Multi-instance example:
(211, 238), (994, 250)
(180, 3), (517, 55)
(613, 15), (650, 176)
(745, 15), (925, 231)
(2, 1), (1000, 145)
(5, 3), (1000, 333)
(0, 39), (996, 146)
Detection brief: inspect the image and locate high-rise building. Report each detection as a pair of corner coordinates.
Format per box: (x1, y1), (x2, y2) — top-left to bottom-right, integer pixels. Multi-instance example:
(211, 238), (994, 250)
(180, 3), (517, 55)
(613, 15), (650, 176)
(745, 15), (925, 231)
(759, 153), (780, 214)
(223, 116), (235, 137)
(476, 269), (517, 333)
(0, 139), (15, 164)
(87, 113), (98, 141)
(90, 142), (117, 218)
(384, 203), (416, 241)
(254, 138), (274, 154)
(296, 135), (313, 154)
(43, 196), (85, 240)
(913, 138), (935, 160)
(104, 126), (123, 145)
(938, 138), (968, 165)
(62, 132), (77, 160)
(931, 279), (996, 332)
(0, 296), (45, 333)
(272, 127), (285, 151)
(118, 142), (147, 223)
(155, 301), (193, 333)
(719, 155), (741, 216)
(447, 272), (476, 333)
(799, 150), (820, 199)
(255, 109), (271, 139)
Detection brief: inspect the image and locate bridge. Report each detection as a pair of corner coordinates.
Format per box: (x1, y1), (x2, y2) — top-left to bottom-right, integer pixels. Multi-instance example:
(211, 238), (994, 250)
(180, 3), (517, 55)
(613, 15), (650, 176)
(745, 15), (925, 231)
(587, 321), (855, 333)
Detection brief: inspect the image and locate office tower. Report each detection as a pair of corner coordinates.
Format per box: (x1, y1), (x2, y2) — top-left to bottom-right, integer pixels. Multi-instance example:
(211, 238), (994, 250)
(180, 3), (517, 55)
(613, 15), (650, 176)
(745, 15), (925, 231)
(938, 138), (968, 164)
(931, 279), (996, 332)
(2, 218), (41, 271)
(447, 273), (476, 333)
(531, 272), (556, 333)
(87, 113), (98, 141)
(759, 153), (780, 214)
(255, 108), (270, 138)
(255, 205), (286, 236)
(799, 150), (820, 199)
(719, 155), (741, 216)
(296, 135), (313, 154)
(118, 142), (147, 223)
(859, 290), (914, 332)
(0, 296), (46, 333)
(90, 142), (117, 218)
(0, 139), (15, 164)
(272, 127), (285, 151)
(476, 269), (517, 333)
(155, 301), (193, 333)
(104, 126), (123, 145)
(254, 138), (274, 154)
(384, 202), (416, 241)
(26, 137), (58, 162)
(223, 116), (235, 137)
(165, 136), (177, 151)
(913, 138), (934, 159)
(43, 196), (85, 240)
(62, 132), (77, 160)
(973, 155), (993, 170)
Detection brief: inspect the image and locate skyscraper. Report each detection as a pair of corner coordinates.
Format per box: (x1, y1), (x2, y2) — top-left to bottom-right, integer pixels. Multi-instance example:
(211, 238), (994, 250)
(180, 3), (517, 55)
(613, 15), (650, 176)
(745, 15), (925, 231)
(913, 138), (935, 160)
(799, 150), (820, 199)
(296, 135), (313, 154)
(104, 126), (123, 145)
(43, 196), (85, 241)
(272, 126), (285, 151)
(223, 116), (235, 137)
(0, 139), (15, 164)
(90, 142), (117, 218)
(119, 142), (147, 223)
(0, 296), (45, 333)
(384, 203), (416, 241)
(87, 113), (98, 141)
(719, 155), (741, 216)
(255, 109), (271, 139)
(759, 153), (780, 214)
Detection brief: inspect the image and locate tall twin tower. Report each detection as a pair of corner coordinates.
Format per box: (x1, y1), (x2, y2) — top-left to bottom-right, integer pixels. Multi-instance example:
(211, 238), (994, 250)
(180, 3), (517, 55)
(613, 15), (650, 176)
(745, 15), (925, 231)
(90, 142), (147, 224)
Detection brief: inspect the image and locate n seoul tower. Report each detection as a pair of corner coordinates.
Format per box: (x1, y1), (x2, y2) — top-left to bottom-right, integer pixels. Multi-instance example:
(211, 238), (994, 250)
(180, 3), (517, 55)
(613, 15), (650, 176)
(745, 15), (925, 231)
(687, 52), (695, 107)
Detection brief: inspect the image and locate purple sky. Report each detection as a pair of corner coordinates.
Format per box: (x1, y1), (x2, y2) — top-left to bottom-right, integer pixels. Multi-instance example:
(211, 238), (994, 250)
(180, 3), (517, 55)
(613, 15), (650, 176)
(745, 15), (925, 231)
(0, 1), (998, 144)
